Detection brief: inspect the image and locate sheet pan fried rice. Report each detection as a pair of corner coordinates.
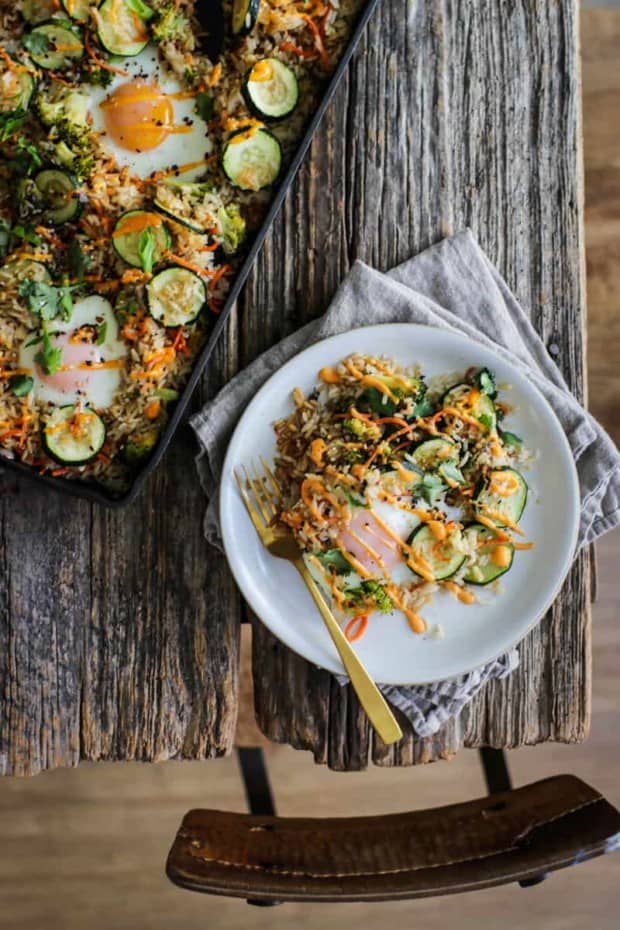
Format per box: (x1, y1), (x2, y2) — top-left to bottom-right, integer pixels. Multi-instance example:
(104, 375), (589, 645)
(273, 353), (535, 642)
(0, 0), (364, 494)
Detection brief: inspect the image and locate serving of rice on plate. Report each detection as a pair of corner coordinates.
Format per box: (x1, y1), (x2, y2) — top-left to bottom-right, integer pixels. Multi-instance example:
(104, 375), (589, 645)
(273, 352), (535, 643)
(0, 0), (364, 495)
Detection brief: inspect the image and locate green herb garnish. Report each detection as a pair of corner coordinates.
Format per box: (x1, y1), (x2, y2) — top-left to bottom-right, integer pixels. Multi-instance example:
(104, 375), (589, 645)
(346, 580), (393, 613)
(126, 0), (155, 19)
(9, 374), (34, 397)
(68, 239), (90, 283)
(34, 323), (62, 375)
(195, 91), (213, 122)
(500, 430), (523, 448)
(95, 321), (108, 346)
(22, 31), (50, 57)
(138, 227), (156, 275)
(19, 279), (75, 322)
(316, 549), (353, 575)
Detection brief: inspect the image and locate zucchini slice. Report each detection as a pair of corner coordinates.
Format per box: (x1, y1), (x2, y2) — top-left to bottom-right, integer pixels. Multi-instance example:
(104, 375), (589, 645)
(34, 168), (81, 225)
(243, 58), (299, 121)
(152, 195), (207, 234)
(96, 0), (149, 57)
(232, 0), (260, 35)
(407, 524), (466, 582)
(21, 0), (58, 24)
(0, 61), (36, 113)
(5, 257), (52, 284)
(112, 211), (172, 269)
(43, 405), (106, 465)
(410, 437), (458, 471)
(222, 127), (281, 191)
(24, 22), (85, 70)
(146, 267), (206, 327)
(474, 467), (528, 527)
(61, 0), (91, 23)
(463, 524), (514, 585)
(442, 381), (497, 432)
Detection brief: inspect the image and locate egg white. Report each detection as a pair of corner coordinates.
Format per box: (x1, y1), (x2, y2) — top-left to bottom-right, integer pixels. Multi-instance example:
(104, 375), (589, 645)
(19, 296), (127, 409)
(88, 46), (212, 180)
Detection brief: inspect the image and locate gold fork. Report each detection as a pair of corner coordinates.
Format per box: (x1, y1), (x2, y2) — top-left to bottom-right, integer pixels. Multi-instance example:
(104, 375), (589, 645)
(235, 460), (403, 746)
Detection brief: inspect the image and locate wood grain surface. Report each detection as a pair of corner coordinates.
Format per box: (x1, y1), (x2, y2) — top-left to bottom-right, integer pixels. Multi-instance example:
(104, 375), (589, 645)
(0, 0), (589, 775)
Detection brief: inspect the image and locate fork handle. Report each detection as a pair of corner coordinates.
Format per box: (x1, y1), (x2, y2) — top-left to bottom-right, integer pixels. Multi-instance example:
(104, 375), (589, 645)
(295, 560), (403, 746)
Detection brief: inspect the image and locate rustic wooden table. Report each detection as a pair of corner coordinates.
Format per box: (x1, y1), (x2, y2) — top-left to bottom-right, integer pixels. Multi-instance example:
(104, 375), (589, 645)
(0, 0), (589, 776)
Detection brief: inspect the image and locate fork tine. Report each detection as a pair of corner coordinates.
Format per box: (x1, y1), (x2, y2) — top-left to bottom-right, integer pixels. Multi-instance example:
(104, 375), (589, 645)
(243, 465), (271, 524)
(235, 469), (266, 534)
(260, 456), (281, 496)
(252, 466), (277, 518)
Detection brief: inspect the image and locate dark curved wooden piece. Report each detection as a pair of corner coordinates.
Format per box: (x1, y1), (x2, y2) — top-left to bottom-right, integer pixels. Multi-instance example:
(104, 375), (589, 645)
(166, 776), (620, 903)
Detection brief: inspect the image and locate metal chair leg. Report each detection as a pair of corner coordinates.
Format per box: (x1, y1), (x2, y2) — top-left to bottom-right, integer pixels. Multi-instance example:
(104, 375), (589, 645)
(235, 747), (282, 907)
(478, 748), (547, 889)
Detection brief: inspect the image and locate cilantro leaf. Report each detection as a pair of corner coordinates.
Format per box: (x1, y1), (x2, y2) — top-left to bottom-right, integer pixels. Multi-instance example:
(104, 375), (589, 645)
(439, 461), (465, 485)
(315, 549), (353, 575)
(95, 321), (108, 346)
(359, 386), (397, 417)
(19, 280), (75, 322)
(412, 394), (435, 418)
(417, 472), (446, 507)
(138, 227), (156, 274)
(195, 91), (213, 122)
(34, 324), (62, 375)
(500, 430), (523, 448)
(22, 31), (50, 57)
(473, 367), (497, 398)
(9, 374), (34, 397)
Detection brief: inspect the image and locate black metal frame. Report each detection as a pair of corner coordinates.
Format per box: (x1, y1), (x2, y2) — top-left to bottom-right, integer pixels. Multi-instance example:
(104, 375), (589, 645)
(236, 745), (547, 906)
(0, 0), (383, 509)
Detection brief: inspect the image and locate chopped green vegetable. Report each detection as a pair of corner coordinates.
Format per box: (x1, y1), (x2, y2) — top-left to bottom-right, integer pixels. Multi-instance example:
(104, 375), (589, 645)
(11, 224), (41, 246)
(439, 461), (466, 485)
(217, 203), (246, 254)
(34, 323), (62, 375)
(95, 321), (108, 346)
(22, 31), (50, 58)
(19, 279), (75, 322)
(346, 580), (393, 613)
(138, 227), (156, 274)
(68, 238), (90, 282)
(195, 91), (213, 122)
(154, 387), (179, 401)
(500, 430), (523, 448)
(315, 549), (352, 575)
(478, 413), (494, 432)
(473, 367), (497, 398)
(151, 2), (187, 43)
(9, 374), (34, 397)
(126, 0), (155, 20)
(123, 428), (159, 464)
(417, 472), (446, 507)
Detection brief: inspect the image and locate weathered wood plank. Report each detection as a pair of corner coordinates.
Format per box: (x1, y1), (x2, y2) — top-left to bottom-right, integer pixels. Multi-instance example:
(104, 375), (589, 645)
(252, 0), (590, 769)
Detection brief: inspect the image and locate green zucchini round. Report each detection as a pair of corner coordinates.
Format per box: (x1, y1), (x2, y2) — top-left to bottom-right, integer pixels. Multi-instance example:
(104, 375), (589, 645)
(462, 524), (515, 585)
(96, 0), (149, 57)
(43, 405), (106, 465)
(34, 168), (81, 225)
(232, 0), (261, 35)
(221, 127), (281, 191)
(406, 523), (466, 582)
(0, 61), (36, 113)
(243, 58), (299, 121)
(24, 22), (85, 70)
(112, 211), (172, 269)
(146, 267), (206, 327)
(474, 467), (528, 527)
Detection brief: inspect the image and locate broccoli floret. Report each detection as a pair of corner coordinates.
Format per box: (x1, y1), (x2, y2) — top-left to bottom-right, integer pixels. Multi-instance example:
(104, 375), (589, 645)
(53, 137), (95, 181)
(346, 580), (394, 614)
(151, 3), (188, 43)
(35, 85), (90, 134)
(217, 203), (246, 255)
(123, 428), (160, 465)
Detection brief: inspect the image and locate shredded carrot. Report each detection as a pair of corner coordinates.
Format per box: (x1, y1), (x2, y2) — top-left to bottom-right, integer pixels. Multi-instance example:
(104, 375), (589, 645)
(50, 467), (71, 477)
(344, 614), (368, 642)
(208, 62), (222, 87)
(164, 251), (212, 278)
(198, 242), (219, 252)
(96, 451), (111, 465)
(210, 263), (231, 286)
(280, 40), (317, 60)
(172, 327), (190, 356)
(145, 400), (161, 420)
(302, 14), (330, 69)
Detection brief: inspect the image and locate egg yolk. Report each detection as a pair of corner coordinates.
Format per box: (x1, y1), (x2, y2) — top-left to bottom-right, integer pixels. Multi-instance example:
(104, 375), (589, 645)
(101, 79), (173, 152)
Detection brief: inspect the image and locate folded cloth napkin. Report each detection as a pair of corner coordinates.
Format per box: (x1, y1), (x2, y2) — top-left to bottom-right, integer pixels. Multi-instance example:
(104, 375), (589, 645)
(191, 229), (620, 738)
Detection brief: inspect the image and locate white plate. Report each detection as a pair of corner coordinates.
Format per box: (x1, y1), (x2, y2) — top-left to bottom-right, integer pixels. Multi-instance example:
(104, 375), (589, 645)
(220, 324), (580, 685)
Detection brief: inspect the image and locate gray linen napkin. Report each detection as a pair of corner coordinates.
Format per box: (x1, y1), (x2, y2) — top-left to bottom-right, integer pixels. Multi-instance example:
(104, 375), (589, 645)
(191, 229), (620, 737)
